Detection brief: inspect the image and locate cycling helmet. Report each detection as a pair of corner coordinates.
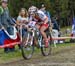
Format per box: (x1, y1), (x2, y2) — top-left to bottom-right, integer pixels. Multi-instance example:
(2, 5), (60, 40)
(28, 6), (37, 14)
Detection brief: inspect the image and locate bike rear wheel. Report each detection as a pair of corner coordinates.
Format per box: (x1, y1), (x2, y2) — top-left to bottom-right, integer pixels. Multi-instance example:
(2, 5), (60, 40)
(21, 31), (34, 59)
(41, 31), (52, 56)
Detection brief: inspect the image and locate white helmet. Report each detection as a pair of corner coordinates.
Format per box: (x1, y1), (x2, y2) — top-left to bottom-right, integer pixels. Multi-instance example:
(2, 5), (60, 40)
(28, 6), (37, 14)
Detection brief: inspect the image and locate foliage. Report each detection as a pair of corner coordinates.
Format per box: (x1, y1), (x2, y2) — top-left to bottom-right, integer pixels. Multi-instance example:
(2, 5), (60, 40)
(6, 0), (75, 26)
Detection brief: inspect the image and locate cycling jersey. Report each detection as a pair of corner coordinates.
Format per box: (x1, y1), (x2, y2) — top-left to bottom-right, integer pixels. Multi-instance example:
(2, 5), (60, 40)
(29, 10), (48, 28)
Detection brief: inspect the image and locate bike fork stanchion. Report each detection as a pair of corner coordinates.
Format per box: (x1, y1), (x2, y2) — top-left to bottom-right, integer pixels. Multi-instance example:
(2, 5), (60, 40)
(31, 31), (35, 46)
(38, 36), (42, 47)
(25, 33), (29, 46)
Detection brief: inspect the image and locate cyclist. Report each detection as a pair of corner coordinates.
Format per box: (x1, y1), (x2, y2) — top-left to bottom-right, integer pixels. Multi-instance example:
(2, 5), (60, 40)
(28, 6), (49, 48)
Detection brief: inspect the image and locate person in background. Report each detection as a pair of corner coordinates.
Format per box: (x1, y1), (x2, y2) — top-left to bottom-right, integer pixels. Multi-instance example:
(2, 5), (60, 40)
(16, 8), (29, 49)
(40, 4), (51, 23)
(51, 17), (60, 47)
(70, 16), (75, 42)
(40, 4), (52, 34)
(0, 0), (15, 53)
(72, 16), (75, 35)
(17, 8), (28, 25)
(16, 8), (29, 32)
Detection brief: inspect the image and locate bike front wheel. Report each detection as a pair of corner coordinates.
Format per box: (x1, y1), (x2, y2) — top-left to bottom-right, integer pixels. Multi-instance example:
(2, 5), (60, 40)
(21, 31), (34, 60)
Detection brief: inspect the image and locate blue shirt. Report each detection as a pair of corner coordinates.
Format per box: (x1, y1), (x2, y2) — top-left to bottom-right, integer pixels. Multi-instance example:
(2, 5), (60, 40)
(52, 18), (60, 31)
(45, 11), (51, 21)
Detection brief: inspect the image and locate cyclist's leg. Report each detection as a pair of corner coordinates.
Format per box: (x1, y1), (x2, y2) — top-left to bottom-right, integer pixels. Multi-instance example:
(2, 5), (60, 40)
(34, 24), (40, 46)
(40, 24), (48, 48)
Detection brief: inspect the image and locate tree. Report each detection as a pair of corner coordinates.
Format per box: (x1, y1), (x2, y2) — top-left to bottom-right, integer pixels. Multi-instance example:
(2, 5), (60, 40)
(8, 0), (75, 27)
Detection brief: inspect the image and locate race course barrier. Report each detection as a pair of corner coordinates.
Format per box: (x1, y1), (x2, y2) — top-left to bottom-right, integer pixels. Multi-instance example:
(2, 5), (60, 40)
(0, 42), (21, 48)
(51, 37), (75, 40)
(0, 36), (75, 48)
(50, 36), (75, 47)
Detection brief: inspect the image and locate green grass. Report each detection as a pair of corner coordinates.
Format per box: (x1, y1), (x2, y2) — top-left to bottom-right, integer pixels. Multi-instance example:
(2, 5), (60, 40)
(0, 46), (22, 63)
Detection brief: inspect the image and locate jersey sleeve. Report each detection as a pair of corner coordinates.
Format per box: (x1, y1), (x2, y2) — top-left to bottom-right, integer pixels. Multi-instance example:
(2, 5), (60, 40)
(37, 10), (47, 21)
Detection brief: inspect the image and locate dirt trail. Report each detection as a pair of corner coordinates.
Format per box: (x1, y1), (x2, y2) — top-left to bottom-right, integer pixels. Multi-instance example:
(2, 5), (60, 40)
(1, 46), (75, 66)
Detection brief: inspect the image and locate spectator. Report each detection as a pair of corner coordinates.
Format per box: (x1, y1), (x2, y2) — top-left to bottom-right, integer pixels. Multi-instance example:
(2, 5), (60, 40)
(40, 4), (51, 23)
(16, 8), (28, 49)
(40, 4), (52, 34)
(72, 16), (75, 34)
(17, 8), (28, 24)
(51, 17), (60, 31)
(51, 17), (60, 47)
(16, 8), (29, 32)
(0, 0), (15, 53)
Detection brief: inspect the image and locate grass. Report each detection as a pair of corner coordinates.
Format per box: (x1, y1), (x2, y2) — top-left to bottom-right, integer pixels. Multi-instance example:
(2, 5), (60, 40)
(0, 47), (22, 64)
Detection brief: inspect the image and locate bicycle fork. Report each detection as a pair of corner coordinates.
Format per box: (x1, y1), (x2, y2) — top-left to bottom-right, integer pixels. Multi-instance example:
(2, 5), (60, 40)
(30, 31), (35, 46)
(26, 31), (34, 46)
(38, 35), (42, 47)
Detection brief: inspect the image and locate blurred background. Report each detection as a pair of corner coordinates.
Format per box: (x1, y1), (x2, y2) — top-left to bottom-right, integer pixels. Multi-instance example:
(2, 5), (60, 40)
(0, 0), (75, 27)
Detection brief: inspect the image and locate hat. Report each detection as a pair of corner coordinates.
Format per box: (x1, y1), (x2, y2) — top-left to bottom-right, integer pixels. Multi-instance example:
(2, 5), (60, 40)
(1, 0), (8, 3)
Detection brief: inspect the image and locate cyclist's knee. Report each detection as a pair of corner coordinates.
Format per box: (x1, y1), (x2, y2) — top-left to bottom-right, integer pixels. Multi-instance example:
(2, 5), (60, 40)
(40, 28), (45, 34)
